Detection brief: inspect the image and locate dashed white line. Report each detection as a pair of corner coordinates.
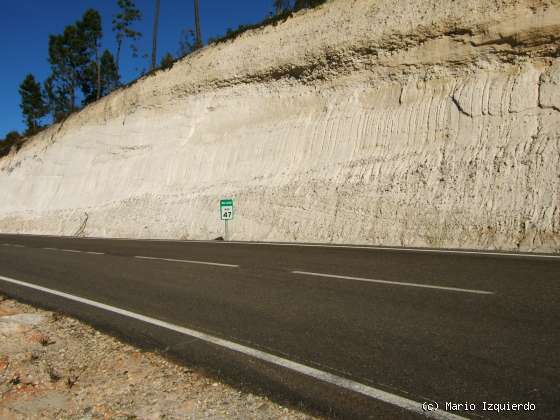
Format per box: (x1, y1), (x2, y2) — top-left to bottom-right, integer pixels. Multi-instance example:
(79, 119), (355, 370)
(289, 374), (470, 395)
(2, 234), (559, 259)
(42, 247), (103, 255)
(11, 244), (25, 248)
(292, 271), (494, 295)
(0, 274), (465, 420)
(134, 255), (238, 268)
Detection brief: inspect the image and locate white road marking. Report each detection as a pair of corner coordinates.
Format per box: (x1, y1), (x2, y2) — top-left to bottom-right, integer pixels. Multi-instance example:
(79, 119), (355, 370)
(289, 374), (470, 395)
(0, 274), (465, 420)
(222, 242), (560, 259)
(134, 255), (239, 268)
(42, 247), (103, 255)
(292, 271), (494, 295)
(1, 244), (12, 246)
(74, 238), (560, 259)
(11, 244), (25, 248)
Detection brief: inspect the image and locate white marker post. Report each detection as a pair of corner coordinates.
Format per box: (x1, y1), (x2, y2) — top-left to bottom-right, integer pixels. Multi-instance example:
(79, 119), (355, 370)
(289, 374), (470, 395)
(220, 199), (234, 241)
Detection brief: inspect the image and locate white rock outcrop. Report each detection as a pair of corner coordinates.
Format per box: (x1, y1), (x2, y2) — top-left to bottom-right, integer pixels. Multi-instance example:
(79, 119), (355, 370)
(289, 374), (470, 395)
(0, 0), (559, 252)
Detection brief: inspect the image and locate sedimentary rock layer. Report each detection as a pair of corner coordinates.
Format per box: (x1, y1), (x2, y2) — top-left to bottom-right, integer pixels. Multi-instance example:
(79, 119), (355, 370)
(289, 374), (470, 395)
(1, 0), (559, 252)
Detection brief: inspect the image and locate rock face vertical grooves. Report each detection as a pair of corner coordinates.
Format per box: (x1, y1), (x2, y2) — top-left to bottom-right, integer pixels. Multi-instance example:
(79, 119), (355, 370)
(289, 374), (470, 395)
(0, 0), (559, 253)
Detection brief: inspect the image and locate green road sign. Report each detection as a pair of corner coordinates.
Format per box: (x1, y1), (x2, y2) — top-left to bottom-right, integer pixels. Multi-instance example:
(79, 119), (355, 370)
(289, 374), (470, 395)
(220, 199), (234, 220)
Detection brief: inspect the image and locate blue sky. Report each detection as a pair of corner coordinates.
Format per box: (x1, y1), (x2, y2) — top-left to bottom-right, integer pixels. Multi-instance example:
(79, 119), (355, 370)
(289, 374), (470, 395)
(0, 1), (275, 138)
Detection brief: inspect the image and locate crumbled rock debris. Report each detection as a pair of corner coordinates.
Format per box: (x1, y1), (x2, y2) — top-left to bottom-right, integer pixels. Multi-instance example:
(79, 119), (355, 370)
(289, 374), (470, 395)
(0, 295), (319, 419)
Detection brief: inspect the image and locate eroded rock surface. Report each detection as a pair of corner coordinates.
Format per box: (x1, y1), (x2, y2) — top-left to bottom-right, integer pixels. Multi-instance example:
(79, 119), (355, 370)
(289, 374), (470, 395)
(0, 0), (558, 252)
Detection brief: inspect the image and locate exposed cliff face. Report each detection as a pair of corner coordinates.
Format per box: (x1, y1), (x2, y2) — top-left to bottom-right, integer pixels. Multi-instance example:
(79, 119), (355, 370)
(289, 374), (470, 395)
(1, 0), (559, 252)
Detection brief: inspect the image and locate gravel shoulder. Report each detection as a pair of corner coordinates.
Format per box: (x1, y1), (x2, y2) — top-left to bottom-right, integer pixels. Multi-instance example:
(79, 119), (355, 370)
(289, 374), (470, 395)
(0, 294), (320, 419)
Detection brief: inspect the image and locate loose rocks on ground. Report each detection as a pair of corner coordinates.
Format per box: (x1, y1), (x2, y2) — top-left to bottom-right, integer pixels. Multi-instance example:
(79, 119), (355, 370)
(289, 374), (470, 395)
(0, 295), (318, 419)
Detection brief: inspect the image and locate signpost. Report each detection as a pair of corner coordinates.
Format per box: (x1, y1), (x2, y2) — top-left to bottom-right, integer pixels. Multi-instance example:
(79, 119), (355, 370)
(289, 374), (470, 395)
(220, 199), (234, 240)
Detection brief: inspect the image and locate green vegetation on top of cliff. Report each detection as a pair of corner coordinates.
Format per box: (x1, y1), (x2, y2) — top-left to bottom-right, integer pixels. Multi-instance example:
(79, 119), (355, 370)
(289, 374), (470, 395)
(1, 0), (328, 159)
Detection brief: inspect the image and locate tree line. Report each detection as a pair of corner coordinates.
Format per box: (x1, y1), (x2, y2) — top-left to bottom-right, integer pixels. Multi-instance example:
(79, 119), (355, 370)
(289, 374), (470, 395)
(18, 2), (141, 139)
(9, 0), (202, 141)
(2, 0), (325, 154)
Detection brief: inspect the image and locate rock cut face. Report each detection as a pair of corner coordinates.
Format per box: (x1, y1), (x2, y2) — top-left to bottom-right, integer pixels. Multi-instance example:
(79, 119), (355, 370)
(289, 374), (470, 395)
(0, 0), (559, 252)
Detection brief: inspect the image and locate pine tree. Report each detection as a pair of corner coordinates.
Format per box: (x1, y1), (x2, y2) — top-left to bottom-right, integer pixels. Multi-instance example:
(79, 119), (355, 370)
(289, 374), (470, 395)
(79, 9), (103, 100)
(160, 52), (174, 69)
(100, 50), (120, 95)
(0, 131), (21, 157)
(19, 74), (47, 135)
(178, 28), (196, 56)
(113, 0), (142, 73)
(44, 75), (71, 122)
(48, 23), (87, 115)
(81, 50), (120, 104)
(47, 10), (107, 116)
(4, 131), (21, 143)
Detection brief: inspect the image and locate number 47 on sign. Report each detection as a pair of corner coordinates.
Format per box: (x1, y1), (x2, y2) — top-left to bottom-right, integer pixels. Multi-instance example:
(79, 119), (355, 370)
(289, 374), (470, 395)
(220, 199), (233, 220)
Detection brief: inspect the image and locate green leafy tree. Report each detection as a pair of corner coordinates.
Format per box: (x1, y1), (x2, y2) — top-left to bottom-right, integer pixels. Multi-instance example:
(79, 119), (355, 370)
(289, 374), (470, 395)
(78, 9), (103, 101)
(113, 0), (142, 73)
(81, 50), (121, 104)
(4, 131), (21, 143)
(19, 74), (48, 135)
(44, 75), (71, 122)
(48, 23), (88, 116)
(47, 10), (106, 118)
(99, 50), (120, 95)
(0, 131), (22, 157)
(160, 52), (174, 69)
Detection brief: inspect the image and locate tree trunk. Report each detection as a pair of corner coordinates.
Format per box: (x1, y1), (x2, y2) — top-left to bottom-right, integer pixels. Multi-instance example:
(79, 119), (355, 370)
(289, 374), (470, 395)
(115, 39), (122, 76)
(70, 77), (76, 112)
(194, 0), (202, 49)
(151, 0), (161, 71)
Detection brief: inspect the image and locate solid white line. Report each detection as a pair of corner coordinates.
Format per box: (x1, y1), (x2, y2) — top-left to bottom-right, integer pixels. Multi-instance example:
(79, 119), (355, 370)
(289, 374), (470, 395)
(0, 274), (464, 420)
(93, 238), (560, 259)
(224, 242), (560, 259)
(292, 271), (494, 295)
(134, 255), (238, 268)
(2, 234), (559, 259)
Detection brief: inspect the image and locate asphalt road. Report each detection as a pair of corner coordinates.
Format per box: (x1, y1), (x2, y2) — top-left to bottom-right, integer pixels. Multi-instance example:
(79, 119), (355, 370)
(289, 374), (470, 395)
(0, 233), (559, 419)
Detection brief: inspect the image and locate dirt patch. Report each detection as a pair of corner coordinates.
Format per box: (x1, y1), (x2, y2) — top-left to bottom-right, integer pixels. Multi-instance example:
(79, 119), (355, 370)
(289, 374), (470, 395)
(0, 295), (319, 419)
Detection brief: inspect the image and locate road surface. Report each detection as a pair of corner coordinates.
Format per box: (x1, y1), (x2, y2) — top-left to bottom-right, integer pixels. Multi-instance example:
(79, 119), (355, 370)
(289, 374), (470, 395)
(0, 234), (558, 419)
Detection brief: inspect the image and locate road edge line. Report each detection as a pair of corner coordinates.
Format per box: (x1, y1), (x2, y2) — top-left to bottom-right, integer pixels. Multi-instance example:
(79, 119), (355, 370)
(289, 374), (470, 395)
(0, 274), (464, 420)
